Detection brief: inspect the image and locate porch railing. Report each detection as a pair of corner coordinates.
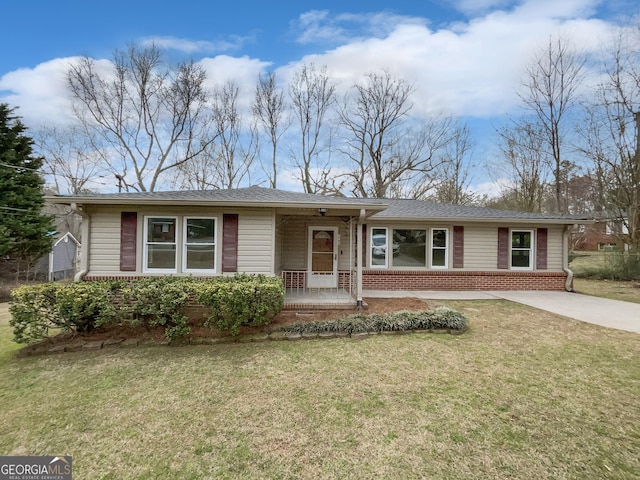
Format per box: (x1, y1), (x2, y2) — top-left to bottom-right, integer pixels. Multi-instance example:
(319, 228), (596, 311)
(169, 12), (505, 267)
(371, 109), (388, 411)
(281, 270), (356, 298)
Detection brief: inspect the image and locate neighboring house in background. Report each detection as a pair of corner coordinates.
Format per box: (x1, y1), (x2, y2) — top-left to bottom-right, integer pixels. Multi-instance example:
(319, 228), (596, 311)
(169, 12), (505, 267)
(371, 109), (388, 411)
(34, 232), (80, 281)
(571, 216), (629, 251)
(47, 187), (591, 307)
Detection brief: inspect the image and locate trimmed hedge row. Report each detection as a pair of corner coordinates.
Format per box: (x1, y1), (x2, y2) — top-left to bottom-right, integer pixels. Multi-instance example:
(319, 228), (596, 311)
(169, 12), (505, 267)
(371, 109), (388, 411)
(10, 281), (122, 343)
(9, 275), (284, 343)
(277, 307), (468, 334)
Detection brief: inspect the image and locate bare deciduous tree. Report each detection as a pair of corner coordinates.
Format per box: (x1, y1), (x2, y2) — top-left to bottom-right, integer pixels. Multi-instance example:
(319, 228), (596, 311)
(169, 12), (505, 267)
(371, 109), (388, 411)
(578, 24), (640, 248)
(170, 148), (219, 190)
(428, 121), (476, 205)
(519, 36), (585, 213)
(35, 126), (106, 194)
(339, 70), (412, 198)
(67, 43), (213, 192)
(209, 81), (257, 189)
(252, 72), (288, 188)
(495, 121), (550, 212)
(339, 70), (452, 198)
(288, 64), (337, 193)
(384, 120), (454, 200)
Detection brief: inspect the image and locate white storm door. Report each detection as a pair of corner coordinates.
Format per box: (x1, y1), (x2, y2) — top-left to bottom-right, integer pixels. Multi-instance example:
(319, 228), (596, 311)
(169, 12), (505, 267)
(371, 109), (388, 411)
(307, 226), (338, 288)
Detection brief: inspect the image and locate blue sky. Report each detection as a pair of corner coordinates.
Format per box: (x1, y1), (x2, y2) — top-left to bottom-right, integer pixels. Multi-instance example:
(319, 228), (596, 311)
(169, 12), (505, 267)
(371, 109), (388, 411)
(0, 0), (637, 193)
(1, 1), (464, 71)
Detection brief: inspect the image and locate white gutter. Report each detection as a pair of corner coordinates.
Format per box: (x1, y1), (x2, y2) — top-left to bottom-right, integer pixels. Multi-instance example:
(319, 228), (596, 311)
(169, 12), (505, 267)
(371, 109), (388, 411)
(71, 203), (90, 282)
(370, 216), (594, 226)
(48, 249), (54, 282)
(563, 225), (575, 292)
(46, 196), (388, 212)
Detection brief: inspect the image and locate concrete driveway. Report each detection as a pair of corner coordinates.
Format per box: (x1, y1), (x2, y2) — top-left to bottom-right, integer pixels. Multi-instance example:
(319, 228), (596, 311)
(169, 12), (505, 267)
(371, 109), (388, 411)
(363, 290), (640, 334)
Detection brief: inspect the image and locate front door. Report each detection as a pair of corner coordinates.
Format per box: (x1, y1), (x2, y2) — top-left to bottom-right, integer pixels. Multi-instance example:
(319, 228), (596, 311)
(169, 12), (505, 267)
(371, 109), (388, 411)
(307, 226), (338, 288)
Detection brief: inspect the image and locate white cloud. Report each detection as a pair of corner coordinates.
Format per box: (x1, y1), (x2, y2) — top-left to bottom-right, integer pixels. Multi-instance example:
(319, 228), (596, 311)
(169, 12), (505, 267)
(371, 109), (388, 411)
(471, 178), (512, 198)
(0, 54), (269, 127)
(0, 0), (623, 131)
(293, 10), (424, 45)
(280, 0), (618, 118)
(198, 55), (271, 113)
(0, 57), (89, 127)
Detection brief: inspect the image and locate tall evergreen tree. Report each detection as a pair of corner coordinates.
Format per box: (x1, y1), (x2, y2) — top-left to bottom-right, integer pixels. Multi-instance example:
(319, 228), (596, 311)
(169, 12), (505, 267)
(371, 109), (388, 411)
(0, 104), (54, 278)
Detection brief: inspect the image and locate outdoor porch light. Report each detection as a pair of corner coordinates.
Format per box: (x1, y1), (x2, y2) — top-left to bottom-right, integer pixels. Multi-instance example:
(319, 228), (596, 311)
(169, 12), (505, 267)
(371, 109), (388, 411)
(319, 208), (327, 216)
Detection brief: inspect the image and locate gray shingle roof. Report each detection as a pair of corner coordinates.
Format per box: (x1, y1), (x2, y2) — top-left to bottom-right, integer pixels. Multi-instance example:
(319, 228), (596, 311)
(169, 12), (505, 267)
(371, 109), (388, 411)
(366, 198), (590, 221)
(48, 186), (590, 222)
(48, 186), (386, 208)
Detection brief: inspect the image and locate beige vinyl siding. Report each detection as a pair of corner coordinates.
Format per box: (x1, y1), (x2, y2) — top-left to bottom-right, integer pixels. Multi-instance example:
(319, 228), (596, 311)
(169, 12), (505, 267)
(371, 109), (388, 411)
(83, 205), (567, 277)
(88, 208), (122, 274)
(85, 206), (275, 277)
(463, 225), (498, 270)
(546, 226), (563, 270)
(279, 218), (306, 270)
(465, 224), (564, 271)
(464, 224), (562, 271)
(237, 209), (275, 274)
(366, 222), (566, 272)
(274, 215), (283, 272)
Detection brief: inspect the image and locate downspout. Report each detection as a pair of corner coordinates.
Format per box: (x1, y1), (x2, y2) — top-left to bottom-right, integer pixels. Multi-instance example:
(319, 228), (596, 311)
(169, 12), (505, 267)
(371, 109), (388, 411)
(71, 203), (90, 282)
(349, 215), (353, 297)
(356, 208), (365, 309)
(563, 224), (574, 292)
(48, 248), (54, 282)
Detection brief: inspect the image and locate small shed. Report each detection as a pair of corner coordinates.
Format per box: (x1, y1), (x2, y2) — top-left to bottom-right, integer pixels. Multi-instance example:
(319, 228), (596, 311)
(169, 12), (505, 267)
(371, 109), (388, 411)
(39, 232), (81, 281)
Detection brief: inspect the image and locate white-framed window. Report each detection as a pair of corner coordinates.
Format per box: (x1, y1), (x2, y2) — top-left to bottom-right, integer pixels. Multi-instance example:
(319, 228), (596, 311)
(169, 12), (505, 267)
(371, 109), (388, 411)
(511, 230), (533, 270)
(370, 227), (388, 268)
(368, 227), (451, 269)
(431, 228), (449, 269)
(144, 217), (178, 273)
(392, 229), (426, 267)
(183, 217), (216, 273)
(143, 216), (218, 274)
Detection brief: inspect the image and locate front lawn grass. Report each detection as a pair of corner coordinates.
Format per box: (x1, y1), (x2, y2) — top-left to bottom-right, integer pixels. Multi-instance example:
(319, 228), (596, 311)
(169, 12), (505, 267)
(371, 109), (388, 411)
(0, 303), (20, 368)
(1, 300), (639, 479)
(573, 278), (640, 304)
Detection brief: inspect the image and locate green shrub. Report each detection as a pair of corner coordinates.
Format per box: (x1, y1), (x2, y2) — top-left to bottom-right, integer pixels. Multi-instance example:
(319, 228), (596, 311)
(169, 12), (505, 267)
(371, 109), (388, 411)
(9, 281), (122, 343)
(120, 277), (198, 342)
(197, 274), (284, 335)
(277, 307), (468, 335)
(9, 275), (285, 344)
(576, 252), (640, 281)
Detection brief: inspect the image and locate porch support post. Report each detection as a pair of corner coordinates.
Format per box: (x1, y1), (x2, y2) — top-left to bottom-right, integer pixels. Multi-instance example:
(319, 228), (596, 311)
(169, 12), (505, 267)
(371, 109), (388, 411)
(356, 208), (365, 309)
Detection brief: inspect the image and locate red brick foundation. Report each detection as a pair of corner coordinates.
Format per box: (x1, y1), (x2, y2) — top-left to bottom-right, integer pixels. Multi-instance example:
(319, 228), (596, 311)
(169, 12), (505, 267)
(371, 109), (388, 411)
(361, 269), (567, 291)
(85, 270), (568, 291)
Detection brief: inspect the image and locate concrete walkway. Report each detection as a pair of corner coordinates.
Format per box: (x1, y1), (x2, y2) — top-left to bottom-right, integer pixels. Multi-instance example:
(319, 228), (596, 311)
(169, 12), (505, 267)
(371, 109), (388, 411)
(363, 290), (640, 334)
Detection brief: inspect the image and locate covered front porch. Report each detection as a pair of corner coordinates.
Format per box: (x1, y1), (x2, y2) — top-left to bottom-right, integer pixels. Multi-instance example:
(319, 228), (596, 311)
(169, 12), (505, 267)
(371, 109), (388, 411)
(274, 204), (383, 310)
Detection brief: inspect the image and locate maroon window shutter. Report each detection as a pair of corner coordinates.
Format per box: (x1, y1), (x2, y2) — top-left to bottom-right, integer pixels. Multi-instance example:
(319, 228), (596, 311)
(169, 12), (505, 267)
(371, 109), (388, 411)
(120, 212), (137, 272)
(453, 226), (464, 268)
(361, 224), (367, 268)
(497, 227), (509, 269)
(536, 228), (548, 270)
(222, 214), (239, 272)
